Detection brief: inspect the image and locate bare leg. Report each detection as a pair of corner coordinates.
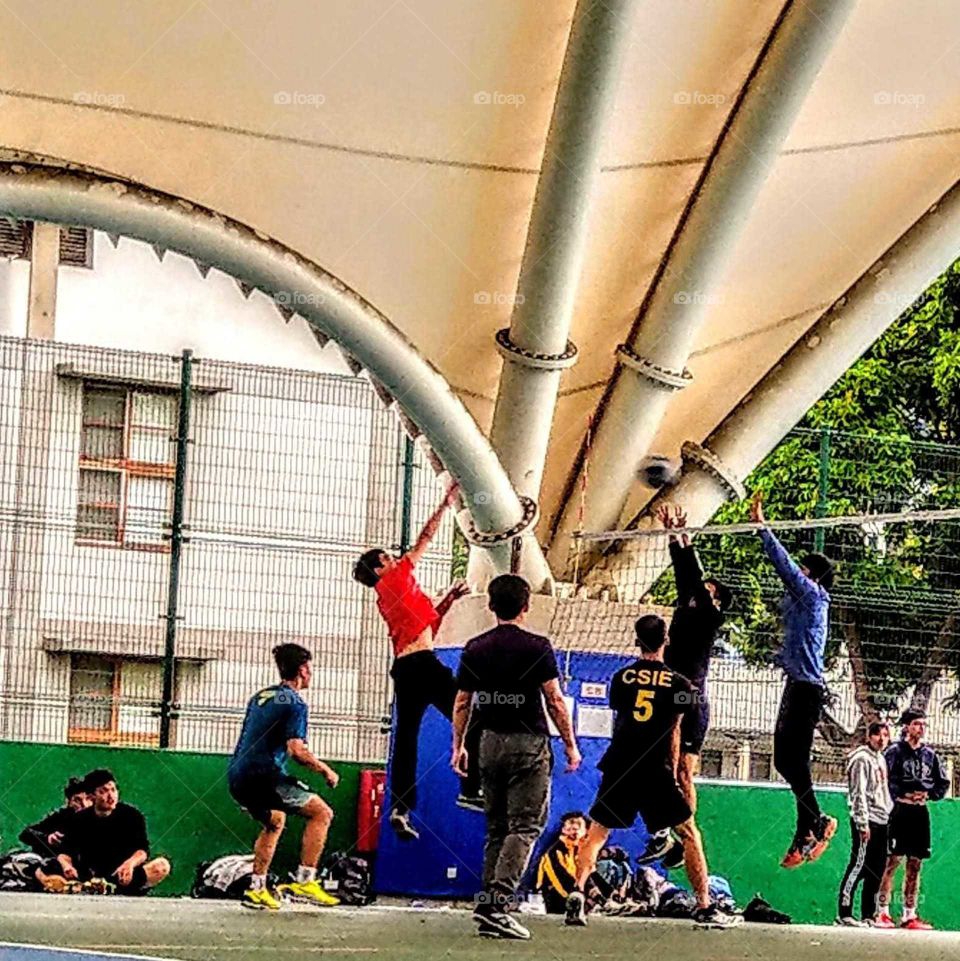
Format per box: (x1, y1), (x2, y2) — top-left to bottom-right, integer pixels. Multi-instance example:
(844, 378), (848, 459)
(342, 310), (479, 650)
(143, 857), (171, 888)
(903, 858), (922, 918)
(253, 811), (286, 876)
(300, 796), (335, 868)
(678, 753), (699, 815)
(674, 818), (710, 909)
(575, 822), (611, 890)
(877, 854), (901, 916)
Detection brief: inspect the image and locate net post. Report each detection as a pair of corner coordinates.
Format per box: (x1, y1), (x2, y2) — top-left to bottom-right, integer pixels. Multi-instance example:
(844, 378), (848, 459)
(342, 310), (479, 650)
(814, 427), (831, 551)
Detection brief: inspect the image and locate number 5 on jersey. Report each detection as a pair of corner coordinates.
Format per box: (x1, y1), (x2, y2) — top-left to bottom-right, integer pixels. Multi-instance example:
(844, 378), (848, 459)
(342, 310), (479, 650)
(633, 688), (654, 722)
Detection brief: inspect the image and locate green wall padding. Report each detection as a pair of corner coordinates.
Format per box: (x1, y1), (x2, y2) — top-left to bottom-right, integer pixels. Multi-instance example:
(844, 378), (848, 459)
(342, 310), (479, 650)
(4, 741), (960, 927)
(0, 741), (364, 896)
(696, 782), (960, 927)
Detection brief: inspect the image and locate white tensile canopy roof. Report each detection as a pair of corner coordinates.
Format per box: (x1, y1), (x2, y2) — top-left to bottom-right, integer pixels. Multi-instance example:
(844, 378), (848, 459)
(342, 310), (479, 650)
(0, 1), (958, 581)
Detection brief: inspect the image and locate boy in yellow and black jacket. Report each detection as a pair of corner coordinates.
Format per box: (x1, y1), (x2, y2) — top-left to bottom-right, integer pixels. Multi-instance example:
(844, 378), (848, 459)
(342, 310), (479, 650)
(536, 812), (588, 913)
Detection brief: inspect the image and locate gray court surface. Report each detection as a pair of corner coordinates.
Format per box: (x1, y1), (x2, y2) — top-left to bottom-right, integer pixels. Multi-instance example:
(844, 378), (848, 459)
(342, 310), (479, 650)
(2, 893), (959, 961)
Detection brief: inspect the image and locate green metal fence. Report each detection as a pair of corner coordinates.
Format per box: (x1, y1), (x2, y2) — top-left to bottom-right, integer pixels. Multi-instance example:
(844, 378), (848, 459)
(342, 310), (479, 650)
(0, 336), (455, 761)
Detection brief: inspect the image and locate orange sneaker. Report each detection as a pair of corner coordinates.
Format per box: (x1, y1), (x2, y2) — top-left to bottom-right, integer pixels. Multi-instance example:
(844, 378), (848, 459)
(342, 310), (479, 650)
(901, 917), (933, 931)
(780, 844), (806, 868)
(804, 816), (838, 863)
(873, 912), (896, 929)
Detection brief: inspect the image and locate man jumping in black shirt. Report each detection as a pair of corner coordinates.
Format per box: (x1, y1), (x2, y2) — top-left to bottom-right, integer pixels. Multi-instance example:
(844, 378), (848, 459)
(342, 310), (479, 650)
(639, 505), (731, 866)
(565, 615), (740, 929)
(49, 769), (169, 895)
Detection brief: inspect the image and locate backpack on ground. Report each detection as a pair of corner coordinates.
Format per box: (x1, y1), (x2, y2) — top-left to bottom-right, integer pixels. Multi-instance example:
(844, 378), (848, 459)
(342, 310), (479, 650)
(0, 850), (44, 891)
(321, 853), (374, 906)
(191, 854), (277, 900)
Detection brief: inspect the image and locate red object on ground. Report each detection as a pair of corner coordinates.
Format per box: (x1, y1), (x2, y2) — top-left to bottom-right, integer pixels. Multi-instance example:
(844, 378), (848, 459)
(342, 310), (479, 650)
(357, 769), (387, 854)
(901, 917), (933, 931)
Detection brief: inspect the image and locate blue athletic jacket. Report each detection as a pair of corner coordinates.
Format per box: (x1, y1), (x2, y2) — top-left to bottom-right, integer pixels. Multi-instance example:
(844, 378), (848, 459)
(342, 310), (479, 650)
(759, 528), (829, 686)
(885, 739), (949, 801)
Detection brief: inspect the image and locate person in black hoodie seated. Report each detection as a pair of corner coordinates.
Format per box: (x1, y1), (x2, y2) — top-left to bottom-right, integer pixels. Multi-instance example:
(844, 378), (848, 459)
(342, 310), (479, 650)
(20, 777), (91, 858)
(48, 769), (170, 895)
(638, 505), (731, 866)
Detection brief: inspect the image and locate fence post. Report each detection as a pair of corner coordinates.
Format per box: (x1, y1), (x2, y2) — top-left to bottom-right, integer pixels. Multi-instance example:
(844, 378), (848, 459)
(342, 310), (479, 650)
(160, 349), (193, 748)
(814, 427), (831, 552)
(399, 436), (415, 553)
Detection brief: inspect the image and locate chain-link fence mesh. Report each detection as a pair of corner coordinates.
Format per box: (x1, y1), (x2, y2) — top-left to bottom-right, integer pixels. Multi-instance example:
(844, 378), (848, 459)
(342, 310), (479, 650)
(568, 428), (960, 788)
(0, 336), (454, 761)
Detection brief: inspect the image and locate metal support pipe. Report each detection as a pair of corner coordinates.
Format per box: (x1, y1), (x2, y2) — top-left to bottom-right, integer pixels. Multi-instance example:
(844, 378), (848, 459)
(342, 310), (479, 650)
(549, 0), (856, 569)
(814, 427), (831, 551)
(160, 348), (193, 748)
(586, 176), (960, 596)
(399, 435), (416, 554)
(488, 0), (633, 501)
(0, 163), (551, 589)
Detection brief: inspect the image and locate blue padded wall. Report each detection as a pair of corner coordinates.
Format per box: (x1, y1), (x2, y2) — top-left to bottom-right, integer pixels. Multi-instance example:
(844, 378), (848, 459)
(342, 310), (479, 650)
(375, 647), (650, 897)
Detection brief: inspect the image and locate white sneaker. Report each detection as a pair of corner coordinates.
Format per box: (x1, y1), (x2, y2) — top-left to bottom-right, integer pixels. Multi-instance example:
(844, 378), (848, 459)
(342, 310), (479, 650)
(389, 810), (420, 841)
(477, 911), (531, 940)
(565, 891), (587, 927)
(835, 916), (866, 927)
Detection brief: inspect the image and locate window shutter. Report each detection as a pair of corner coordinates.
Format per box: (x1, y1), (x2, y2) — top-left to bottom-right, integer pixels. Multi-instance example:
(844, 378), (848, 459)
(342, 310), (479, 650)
(59, 226), (94, 268)
(0, 218), (31, 259)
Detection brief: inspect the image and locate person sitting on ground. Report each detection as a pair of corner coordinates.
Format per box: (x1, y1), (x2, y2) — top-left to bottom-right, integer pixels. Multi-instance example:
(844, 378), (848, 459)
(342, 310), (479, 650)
(536, 812), (589, 914)
(19, 777), (91, 858)
(594, 846), (633, 905)
(45, 769), (170, 895)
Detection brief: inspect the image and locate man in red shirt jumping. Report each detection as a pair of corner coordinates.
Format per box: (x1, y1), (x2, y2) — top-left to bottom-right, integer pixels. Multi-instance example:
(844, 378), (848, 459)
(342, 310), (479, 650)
(353, 482), (481, 840)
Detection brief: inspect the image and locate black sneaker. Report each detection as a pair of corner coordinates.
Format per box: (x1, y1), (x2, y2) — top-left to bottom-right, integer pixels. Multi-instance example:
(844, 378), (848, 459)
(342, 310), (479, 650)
(693, 904), (744, 928)
(565, 891), (587, 927)
(743, 895), (791, 924)
(477, 911), (531, 940)
(389, 809), (420, 841)
(637, 831), (677, 865)
(661, 838), (685, 870)
(456, 793), (485, 813)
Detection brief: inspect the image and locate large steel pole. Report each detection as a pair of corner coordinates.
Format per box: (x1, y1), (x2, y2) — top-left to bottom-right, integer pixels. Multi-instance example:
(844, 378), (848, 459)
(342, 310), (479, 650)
(586, 177), (960, 597)
(0, 164), (549, 587)
(549, 0), (856, 569)
(489, 0), (633, 500)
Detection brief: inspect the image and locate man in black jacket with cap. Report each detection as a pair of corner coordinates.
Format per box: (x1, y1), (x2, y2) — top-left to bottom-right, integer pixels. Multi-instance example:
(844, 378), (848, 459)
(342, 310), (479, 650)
(875, 710), (948, 930)
(638, 505), (731, 866)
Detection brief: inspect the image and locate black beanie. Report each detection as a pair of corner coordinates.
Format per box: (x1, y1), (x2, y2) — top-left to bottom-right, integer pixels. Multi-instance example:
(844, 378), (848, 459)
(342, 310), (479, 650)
(801, 552), (834, 590)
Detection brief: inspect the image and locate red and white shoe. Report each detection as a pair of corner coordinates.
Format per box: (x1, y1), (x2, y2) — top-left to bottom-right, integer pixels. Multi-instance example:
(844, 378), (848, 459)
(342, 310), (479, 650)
(804, 815), (838, 863)
(901, 917), (933, 931)
(873, 912), (896, 929)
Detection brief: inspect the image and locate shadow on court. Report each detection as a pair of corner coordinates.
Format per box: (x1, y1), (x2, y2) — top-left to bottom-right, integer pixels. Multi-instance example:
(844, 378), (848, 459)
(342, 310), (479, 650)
(2, 893), (959, 961)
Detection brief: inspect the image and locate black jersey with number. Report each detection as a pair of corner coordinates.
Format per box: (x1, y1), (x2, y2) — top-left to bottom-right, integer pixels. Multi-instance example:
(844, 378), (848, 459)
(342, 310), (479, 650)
(599, 658), (695, 776)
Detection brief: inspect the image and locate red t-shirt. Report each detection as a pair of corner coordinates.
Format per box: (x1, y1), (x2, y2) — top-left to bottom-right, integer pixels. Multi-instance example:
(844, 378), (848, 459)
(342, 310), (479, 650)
(375, 557), (440, 656)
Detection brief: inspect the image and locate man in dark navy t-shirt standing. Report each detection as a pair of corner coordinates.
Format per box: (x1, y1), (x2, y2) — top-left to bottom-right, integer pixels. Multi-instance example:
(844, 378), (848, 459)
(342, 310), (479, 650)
(228, 642), (340, 911)
(452, 574), (580, 942)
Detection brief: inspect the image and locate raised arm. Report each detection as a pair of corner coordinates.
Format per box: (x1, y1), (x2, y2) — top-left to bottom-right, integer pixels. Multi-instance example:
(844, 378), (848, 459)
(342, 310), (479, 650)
(407, 483), (459, 568)
(751, 494), (810, 595)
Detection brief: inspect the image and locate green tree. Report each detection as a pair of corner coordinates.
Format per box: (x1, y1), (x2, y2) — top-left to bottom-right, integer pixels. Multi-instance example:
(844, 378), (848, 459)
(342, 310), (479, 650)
(680, 257), (960, 744)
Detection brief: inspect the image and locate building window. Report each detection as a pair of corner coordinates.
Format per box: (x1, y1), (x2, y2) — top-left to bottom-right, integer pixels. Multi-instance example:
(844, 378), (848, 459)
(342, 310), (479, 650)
(749, 751), (772, 782)
(67, 654), (168, 747)
(700, 749), (723, 779)
(77, 385), (177, 548)
(0, 219), (93, 268)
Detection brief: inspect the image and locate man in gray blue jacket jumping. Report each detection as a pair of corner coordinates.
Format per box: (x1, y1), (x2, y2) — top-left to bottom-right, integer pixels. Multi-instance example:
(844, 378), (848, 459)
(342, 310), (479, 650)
(751, 493), (837, 868)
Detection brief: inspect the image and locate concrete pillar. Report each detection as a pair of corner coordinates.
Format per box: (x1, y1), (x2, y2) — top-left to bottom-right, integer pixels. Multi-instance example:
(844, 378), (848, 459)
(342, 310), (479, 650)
(737, 740), (751, 781)
(27, 222), (59, 340)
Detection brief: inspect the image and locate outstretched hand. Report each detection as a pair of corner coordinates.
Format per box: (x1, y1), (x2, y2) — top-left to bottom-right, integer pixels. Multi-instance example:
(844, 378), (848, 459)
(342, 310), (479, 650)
(750, 492), (765, 525)
(656, 504), (673, 529)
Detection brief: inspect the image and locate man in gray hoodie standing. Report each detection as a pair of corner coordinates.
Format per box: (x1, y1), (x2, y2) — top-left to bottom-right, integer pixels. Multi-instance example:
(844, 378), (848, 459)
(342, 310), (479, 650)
(836, 722), (892, 925)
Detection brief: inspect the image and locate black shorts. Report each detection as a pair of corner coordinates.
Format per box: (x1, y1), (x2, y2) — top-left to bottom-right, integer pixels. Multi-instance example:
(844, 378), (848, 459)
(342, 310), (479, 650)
(229, 773), (315, 826)
(589, 768), (691, 833)
(888, 803), (931, 860)
(680, 697), (710, 755)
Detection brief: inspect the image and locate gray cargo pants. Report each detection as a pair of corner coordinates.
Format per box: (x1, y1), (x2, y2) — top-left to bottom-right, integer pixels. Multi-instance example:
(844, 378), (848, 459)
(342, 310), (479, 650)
(479, 730), (552, 907)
